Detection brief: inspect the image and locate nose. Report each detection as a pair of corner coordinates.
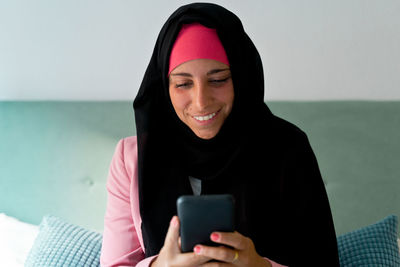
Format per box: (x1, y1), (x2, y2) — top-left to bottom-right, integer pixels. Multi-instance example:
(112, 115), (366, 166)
(193, 81), (212, 111)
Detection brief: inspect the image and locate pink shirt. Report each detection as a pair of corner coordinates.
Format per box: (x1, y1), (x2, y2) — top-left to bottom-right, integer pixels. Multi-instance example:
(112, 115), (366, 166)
(100, 137), (286, 267)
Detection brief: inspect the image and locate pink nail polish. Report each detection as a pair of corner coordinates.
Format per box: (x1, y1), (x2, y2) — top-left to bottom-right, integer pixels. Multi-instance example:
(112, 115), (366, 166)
(194, 245), (202, 254)
(211, 233), (220, 241)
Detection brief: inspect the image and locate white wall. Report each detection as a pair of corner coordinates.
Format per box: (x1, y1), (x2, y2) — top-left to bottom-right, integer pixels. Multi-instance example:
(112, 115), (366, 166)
(1, 0), (399, 100)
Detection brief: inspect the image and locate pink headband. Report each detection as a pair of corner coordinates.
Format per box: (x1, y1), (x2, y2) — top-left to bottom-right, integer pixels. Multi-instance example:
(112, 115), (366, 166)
(168, 23), (230, 75)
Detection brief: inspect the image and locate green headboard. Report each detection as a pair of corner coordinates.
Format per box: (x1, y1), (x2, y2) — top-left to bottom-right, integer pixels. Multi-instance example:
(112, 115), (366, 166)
(1, 101), (399, 235)
(0, 102), (133, 232)
(268, 101), (400, 235)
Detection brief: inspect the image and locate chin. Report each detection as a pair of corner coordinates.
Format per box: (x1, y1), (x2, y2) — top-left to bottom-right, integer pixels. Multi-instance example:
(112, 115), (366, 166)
(197, 134), (216, 140)
(193, 128), (220, 140)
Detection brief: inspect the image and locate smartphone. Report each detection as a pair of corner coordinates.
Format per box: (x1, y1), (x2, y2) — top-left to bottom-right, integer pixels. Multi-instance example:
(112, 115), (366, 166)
(176, 194), (235, 252)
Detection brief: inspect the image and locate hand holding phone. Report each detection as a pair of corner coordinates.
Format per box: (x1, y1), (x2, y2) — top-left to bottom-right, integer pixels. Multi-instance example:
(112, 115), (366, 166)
(176, 194), (235, 252)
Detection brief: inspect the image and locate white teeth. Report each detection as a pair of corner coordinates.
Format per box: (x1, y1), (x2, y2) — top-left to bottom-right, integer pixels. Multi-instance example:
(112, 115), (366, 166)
(194, 112), (217, 121)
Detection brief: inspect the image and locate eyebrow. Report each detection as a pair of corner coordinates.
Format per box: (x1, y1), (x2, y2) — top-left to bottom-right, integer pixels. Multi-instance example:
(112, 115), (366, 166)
(170, 68), (230, 77)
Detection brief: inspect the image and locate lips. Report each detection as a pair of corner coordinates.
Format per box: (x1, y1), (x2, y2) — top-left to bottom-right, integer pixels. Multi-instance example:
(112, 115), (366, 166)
(192, 110), (220, 122)
(193, 112), (216, 121)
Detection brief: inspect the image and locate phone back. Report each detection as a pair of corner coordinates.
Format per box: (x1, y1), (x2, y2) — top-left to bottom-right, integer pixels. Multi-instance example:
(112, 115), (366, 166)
(177, 194), (235, 252)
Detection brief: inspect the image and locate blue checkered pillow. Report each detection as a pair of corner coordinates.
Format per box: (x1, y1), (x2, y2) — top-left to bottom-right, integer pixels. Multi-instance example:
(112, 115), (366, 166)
(337, 215), (400, 266)
(25, 215), (102, 267)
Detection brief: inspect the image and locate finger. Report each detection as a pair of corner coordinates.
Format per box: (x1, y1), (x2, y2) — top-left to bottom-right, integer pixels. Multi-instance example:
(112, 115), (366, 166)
(163, 216), (211, 265)
(194, 245), (238, 264)
(177, 251), (212, 266)
(199, 262), (232, 267)
(210, 231), (248, 250)
(164, 216), (180, 250)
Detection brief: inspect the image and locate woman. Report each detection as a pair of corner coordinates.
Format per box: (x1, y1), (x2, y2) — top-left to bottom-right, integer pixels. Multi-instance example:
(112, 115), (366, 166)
(101, 3), (339, 267)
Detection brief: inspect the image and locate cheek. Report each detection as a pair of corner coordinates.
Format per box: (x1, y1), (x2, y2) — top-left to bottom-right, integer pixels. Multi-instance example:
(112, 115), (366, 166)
(218, 85), (235, 110)
(227, 89), (235, 107)
(169, 87), (190, 115)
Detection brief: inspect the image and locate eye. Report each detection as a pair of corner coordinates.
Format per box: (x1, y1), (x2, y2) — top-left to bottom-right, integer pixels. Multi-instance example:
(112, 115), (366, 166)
(175, 82), (193, 89)
(209, 76), (231, 85)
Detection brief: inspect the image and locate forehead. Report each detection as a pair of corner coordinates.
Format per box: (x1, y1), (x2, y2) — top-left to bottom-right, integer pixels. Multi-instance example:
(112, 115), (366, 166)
(170, 58), (230, 76)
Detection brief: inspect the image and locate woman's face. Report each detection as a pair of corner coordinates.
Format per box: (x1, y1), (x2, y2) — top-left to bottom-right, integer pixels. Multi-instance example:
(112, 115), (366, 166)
(169, 58), (234, 140)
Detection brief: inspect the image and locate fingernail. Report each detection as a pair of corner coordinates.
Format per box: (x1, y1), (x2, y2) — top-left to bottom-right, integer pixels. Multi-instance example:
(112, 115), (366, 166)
(194, 245), (202, 254)
(211, 233), (220, 241)
(170, 216), (178, 227)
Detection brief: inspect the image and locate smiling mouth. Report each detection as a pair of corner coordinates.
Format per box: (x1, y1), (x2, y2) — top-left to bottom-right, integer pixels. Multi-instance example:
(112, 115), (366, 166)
(193, 110), (219, 122)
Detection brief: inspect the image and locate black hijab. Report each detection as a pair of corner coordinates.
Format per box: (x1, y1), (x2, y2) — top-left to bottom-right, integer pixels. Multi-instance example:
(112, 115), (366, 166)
(133, 3), (339, 266)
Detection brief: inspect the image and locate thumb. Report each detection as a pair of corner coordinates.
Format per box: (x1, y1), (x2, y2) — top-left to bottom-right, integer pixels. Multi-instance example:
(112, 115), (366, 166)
(164, 216), (181, 251)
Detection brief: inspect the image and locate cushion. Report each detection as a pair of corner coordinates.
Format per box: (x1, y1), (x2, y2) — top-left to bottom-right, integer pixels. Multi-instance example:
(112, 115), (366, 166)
(25, 215), (102, 267)
(337, 214), (400, 266)
(0, 213), (39, 267)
